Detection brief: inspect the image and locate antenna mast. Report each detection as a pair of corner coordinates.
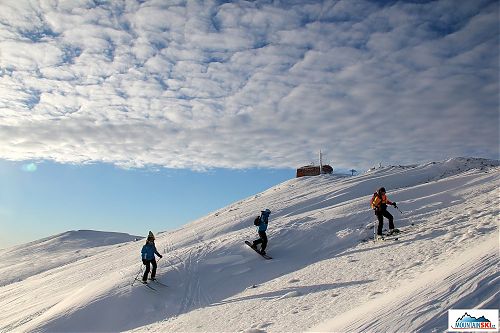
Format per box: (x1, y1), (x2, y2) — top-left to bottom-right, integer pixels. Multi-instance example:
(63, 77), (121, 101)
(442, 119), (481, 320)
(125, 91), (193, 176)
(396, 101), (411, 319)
(319, 150), (323, 174)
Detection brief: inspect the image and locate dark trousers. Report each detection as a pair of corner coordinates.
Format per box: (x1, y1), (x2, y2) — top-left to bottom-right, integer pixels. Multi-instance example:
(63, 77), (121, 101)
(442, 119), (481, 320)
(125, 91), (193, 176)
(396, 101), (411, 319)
(376, 210), (394, 235)
(253, 231), (268, 251)
(142, 259), (157, 281)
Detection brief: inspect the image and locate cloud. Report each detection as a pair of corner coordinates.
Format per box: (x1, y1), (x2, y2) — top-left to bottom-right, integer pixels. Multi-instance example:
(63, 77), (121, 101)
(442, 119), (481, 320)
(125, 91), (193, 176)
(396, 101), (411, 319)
(0, 0), (498, 170)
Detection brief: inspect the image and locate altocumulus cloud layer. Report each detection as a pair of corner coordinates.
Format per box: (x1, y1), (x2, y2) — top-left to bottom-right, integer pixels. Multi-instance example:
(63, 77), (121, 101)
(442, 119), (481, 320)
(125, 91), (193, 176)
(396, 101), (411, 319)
(0, 0), (498, 170)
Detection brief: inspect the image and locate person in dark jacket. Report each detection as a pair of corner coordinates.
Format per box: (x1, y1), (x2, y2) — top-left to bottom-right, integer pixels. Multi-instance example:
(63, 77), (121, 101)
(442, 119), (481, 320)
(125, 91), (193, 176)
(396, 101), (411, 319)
(141, 231), (162, 283)
(370, 187), (398, 237)
(252, 209), (271, 255)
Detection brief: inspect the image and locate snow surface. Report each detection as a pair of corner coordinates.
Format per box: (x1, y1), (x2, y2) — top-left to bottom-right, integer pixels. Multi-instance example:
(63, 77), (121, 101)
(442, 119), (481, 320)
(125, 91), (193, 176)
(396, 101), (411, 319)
(0, 230), (141, 287)
(0, 157), (498, 333)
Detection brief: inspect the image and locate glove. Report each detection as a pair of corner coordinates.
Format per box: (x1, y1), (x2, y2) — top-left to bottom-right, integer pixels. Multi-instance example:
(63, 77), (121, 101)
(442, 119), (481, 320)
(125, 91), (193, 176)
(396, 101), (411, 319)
(392, 202), (397, 207)
(159, 255), (163, 258)
(142, 259), (147, 265)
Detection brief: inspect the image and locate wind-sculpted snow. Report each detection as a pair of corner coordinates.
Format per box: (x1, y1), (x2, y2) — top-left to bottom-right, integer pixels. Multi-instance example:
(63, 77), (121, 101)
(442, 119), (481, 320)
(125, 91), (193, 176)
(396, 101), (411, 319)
(0, 158), (498, 333)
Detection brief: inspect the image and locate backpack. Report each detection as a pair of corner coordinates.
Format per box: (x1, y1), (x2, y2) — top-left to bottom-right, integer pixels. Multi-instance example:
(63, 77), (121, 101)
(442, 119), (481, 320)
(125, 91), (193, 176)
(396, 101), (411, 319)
(370, 192), (379, 209)
(253, 216), (260, 226)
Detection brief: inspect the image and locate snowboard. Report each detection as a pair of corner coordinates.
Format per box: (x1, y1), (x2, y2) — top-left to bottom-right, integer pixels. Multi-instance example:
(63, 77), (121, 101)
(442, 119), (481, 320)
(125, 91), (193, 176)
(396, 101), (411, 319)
(245, 241), (272, 259)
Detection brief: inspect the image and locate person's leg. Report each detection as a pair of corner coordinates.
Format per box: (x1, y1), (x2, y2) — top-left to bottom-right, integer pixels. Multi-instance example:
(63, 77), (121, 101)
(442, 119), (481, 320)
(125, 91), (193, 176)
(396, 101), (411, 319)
(253, 235), (263, 248)
(383, 210), (394, 230)
(151, 259), (157, 279)
(376, 212), (384, 235)
(142, 261), (150, 282)
(259, 231), (268, 252)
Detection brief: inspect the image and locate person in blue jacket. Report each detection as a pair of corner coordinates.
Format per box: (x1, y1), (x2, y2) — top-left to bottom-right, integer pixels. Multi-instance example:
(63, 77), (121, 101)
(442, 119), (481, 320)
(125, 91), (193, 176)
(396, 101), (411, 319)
(252, 209), (271, 255)
(141, 231), (162, 283)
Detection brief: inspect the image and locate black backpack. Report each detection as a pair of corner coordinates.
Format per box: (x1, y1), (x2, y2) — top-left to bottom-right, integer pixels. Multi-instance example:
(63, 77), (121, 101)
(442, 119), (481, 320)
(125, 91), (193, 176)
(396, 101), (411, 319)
(253, 216), (260, 226)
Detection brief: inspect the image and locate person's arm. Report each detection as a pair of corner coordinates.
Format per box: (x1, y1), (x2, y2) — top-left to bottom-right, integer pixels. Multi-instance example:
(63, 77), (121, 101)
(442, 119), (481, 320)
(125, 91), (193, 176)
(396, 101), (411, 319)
(154, 246), (162, 258)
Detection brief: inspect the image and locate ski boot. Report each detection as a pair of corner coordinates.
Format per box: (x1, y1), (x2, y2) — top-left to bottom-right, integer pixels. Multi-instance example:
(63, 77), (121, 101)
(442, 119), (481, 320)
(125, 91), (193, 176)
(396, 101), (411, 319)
(387, 228), (400, 236)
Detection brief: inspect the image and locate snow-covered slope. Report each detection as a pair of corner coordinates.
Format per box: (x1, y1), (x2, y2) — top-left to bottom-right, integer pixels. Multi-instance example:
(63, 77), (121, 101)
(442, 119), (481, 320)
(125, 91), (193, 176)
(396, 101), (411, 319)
(0, 230), (141, 287)
(0, 157), (498, 333)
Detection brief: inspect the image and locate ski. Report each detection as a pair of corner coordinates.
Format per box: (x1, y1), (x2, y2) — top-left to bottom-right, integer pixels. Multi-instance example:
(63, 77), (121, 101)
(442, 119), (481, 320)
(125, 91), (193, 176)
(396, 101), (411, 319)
(135, 279), (157, 291)
(360, 229), (404, 243)
(245, 241), (272, 259)
(142, 283), (156, 291)
(373, 229), (401, 242)
(149, 279), (168, 287)
(381, 223), (415, 240)
(382, 229), (401, 239)
(377, 235), (399, 242)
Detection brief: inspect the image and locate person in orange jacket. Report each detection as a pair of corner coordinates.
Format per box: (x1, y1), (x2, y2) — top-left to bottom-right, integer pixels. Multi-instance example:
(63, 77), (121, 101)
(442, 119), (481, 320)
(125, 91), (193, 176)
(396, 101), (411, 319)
(371, 187), (399, 237)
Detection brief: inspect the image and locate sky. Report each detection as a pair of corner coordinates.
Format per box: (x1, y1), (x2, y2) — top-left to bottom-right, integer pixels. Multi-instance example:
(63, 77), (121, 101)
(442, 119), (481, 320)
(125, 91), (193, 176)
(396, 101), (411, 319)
(0, 0), (498, 248)
(0, 159), (293, 248)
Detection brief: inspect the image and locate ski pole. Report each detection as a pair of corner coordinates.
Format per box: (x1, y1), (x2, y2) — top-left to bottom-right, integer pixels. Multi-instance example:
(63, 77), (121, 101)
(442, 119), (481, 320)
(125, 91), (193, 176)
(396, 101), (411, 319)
(373, 219), (376, 242)
(159, 256), (175, 271)
(371, 210), (377, 242)
(155, 257), (162, 273)
(131, 264), (143, 286)
(394, 205), (403, 214)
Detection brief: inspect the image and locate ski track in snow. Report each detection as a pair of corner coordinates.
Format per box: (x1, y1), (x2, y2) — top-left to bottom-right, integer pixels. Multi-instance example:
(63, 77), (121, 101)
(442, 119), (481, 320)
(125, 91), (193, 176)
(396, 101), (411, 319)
(0, 157), (498, 333)
(177, 240), (212, 315)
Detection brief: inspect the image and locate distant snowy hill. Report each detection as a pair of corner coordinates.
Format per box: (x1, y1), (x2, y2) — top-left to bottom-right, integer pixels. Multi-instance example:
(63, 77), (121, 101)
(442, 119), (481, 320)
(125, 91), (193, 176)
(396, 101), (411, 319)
(0, 157), (498, 333)
(0, 230), (141, 287)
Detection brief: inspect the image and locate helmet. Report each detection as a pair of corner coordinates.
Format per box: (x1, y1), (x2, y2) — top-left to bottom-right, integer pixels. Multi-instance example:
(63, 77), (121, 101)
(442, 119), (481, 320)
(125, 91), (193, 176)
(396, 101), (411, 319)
(378, 187), (386, 193)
